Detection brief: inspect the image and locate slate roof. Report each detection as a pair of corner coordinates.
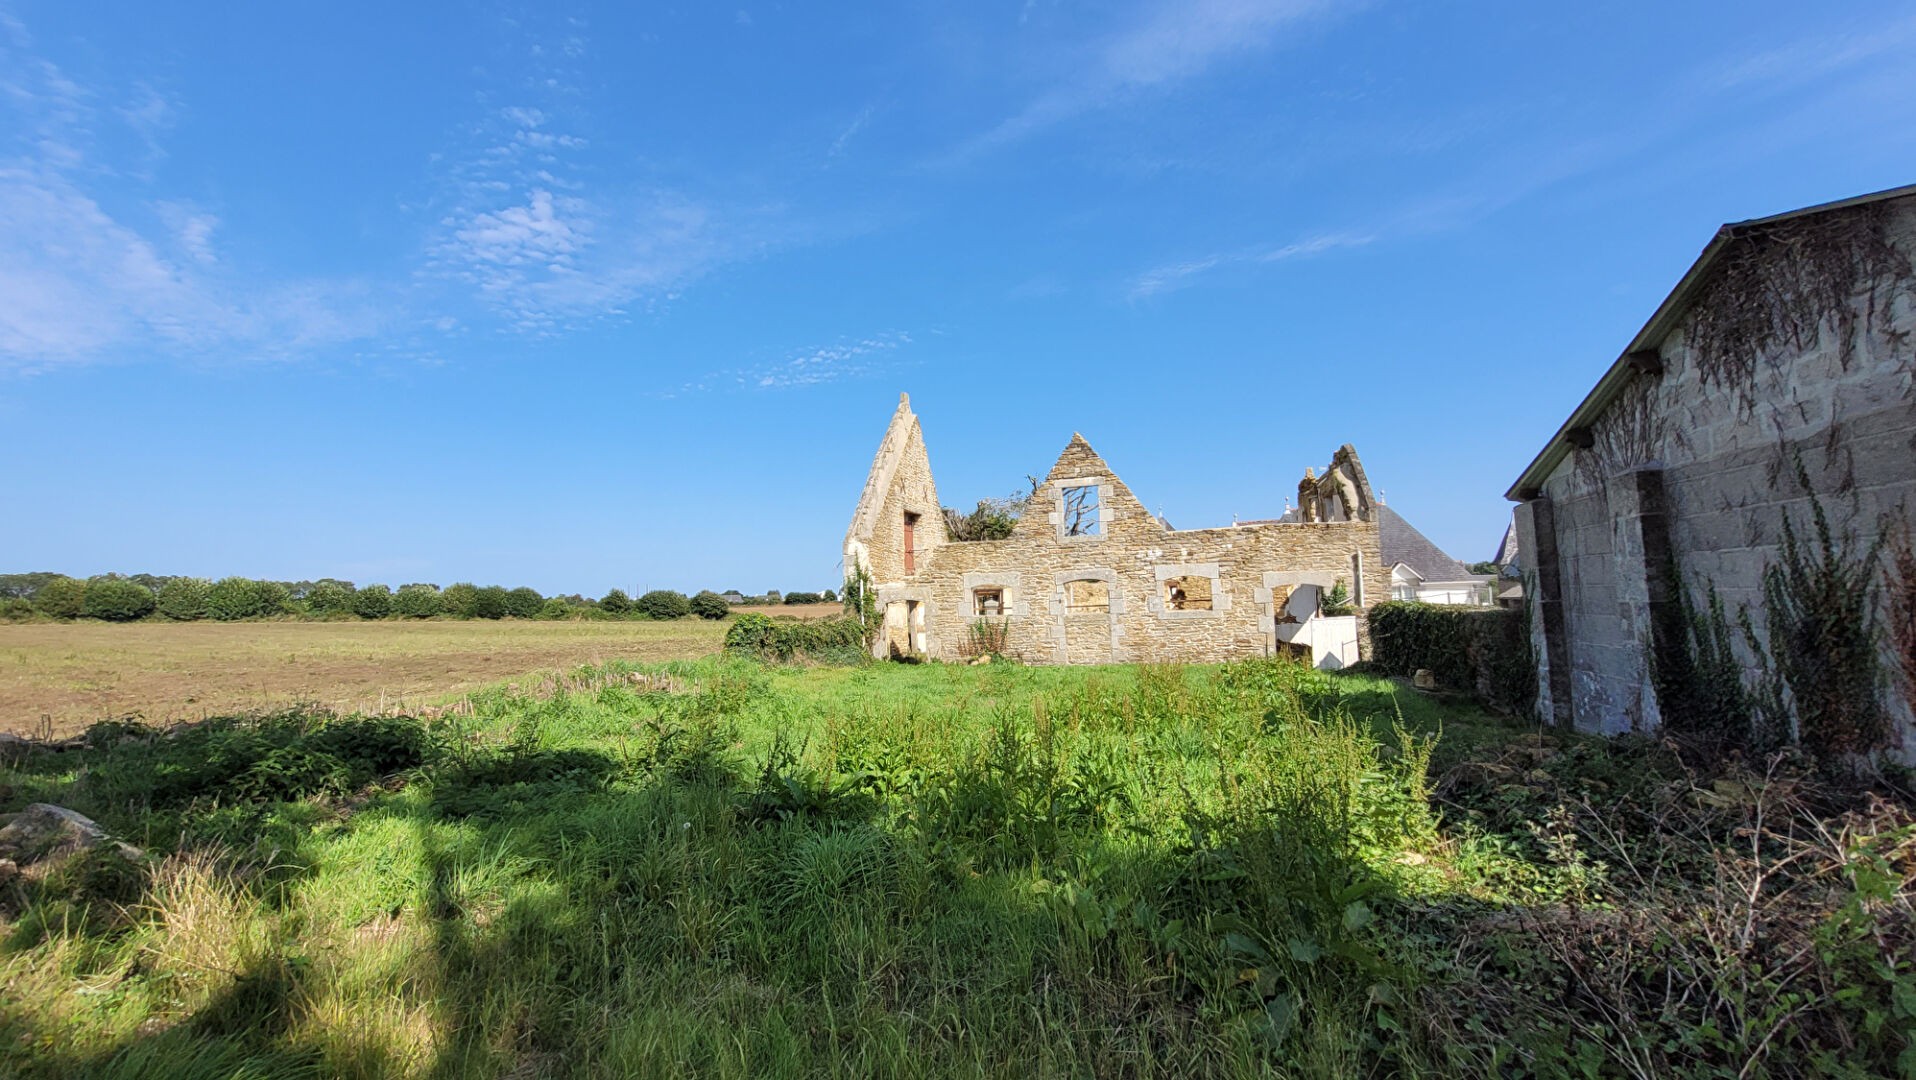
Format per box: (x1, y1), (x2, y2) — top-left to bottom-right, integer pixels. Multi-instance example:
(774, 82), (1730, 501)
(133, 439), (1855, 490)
(1377, 505), (1479, 583)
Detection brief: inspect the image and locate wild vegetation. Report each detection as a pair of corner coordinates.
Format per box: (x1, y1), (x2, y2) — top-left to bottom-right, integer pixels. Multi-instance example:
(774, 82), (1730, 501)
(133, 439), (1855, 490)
(2, 657), (1909, 1078)
(0, 575), (838, 625)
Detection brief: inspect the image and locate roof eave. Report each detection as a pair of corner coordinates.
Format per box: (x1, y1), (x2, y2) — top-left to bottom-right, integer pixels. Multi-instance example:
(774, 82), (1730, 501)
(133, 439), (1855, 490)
(1503, 181), (1916, 502)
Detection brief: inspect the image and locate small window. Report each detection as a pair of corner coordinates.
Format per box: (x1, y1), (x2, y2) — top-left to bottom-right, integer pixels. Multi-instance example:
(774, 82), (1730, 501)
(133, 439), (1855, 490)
(1162, 575), (1213, 611)
(973, 587), (1005, 616)
(1062, 485), (1101, 537)
(903, 512), (919, 573)
(1064, 579), (1109, 613)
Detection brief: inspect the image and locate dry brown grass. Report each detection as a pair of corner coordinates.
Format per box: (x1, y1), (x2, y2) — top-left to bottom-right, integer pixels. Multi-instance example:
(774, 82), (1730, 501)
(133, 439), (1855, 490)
(0, 618), (733, 737)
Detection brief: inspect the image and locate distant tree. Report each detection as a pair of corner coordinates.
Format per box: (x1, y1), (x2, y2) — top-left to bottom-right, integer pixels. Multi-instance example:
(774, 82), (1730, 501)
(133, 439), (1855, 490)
(765, 590), (782, 604)
(504, 586), (544, 619)
(82, 578), (156, 621)
(32, 576), (87, 618)
(156, 577), (213, 621)
(441, 583), (480, 618)
(391, 583), (443, 618)
(635, 589), (692, 620)
(537, 597), (577, 619)
(1468, 561), (1499, 576)
(352, 584), (393, 619)
(1320, 578), (1355, 617)
(783, 591), (822, 605)
(821, 588), (837, 603)
(306, 581), (356, 615)
(207, 577), (286, 620)
(0, 572), (64, 600)
(690, 590), (730, 620)
(471, 585), (510, 620)
(600, 588), (632, 615)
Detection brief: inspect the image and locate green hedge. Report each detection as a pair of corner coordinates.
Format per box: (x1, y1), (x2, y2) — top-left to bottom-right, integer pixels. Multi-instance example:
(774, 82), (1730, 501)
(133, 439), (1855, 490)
(723, 613), (868, 662)
(1368, 601), (1535, 716)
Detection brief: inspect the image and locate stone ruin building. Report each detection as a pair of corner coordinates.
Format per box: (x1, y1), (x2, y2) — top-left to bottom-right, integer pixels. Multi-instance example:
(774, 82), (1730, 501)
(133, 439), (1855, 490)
(844, 394), (1386, 666)
(1507, 182), (1916, 754)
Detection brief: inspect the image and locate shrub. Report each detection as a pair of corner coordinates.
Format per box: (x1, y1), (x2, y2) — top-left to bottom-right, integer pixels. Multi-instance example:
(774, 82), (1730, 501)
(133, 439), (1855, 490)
(32, 576), (86, 618)
(783, 591), (823, 606)
(156, 577), (212, 621)
(723, 613), (868, 662)
(441, 582), (479, 618)
(207, 577), (288, 620)
(81, 578), (156, 621)
(391, 584), (443, 618)
(504, 586), (544, 619)
(1369, 601), (1534, 715)
(352, 584), (393, 619)
(305, 581), (356, 615)
(600, 588), (632, 615)
(1321, 578), (1355, 617)
(1, 597), (33, 620)
(471, 585), (509, 620)
(690, 590), (730, 620)
(635, 589), (691, 620)
(537, 597), (576, 619)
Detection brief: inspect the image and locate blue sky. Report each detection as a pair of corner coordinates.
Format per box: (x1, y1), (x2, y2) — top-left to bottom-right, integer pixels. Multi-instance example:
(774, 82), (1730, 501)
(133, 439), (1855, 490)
(3, 2), (1914, 595)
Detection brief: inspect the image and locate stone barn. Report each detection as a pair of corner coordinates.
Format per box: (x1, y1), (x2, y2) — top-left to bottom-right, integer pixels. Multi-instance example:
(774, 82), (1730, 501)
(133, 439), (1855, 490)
(844, 395), (1388, 666)
(1507, 184), (1916, 756)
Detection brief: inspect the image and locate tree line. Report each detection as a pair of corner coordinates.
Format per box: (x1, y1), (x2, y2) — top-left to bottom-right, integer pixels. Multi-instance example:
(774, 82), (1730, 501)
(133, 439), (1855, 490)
(0, 573), (838, 623)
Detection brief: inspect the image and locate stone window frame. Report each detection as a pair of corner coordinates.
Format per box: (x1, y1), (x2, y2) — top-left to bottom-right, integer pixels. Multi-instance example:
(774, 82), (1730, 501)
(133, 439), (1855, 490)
(1148, 562), (1228, 620)
(1047, 567), (1125, 663)
(962, 571), (1026, 619)
(1050, 478), (1112, 544)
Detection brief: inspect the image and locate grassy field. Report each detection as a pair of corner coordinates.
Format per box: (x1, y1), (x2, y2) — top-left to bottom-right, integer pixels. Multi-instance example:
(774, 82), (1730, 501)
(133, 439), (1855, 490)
(1, 656), (1910, 1078)
(2, 610), (845, 738)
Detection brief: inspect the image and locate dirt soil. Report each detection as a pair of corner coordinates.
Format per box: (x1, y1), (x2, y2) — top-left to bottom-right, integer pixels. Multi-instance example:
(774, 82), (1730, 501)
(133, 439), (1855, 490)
(0, 618), (745, 738)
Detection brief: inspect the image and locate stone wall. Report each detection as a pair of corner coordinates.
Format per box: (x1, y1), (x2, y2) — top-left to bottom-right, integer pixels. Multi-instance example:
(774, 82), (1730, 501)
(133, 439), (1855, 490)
(872, 434), (1385, 665)
(1523, 195), (1916, 749)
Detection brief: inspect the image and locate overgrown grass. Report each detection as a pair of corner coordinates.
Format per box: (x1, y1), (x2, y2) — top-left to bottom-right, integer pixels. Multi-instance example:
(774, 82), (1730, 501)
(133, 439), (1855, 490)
(1, 658), (1909, 1077)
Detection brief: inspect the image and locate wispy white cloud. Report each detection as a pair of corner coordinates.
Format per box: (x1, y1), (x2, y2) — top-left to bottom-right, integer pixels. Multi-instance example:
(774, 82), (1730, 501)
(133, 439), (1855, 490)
(1130, 231), (1370, 298)
(422, 33), (782, 335)
(1702, 14), (1916, 94)
(0, 23), (379, 371)
(950, 0), (1358, 161)
(659, 331), (914, 396)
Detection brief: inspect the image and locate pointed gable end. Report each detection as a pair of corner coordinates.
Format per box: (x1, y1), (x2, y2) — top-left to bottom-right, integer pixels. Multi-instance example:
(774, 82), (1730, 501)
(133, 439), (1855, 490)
(844, 393), (947, 582)
(1013, 433), (1164, 542)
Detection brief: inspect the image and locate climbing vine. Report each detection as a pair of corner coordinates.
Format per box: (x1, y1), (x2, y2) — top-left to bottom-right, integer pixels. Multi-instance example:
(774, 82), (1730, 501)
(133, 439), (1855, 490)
(1684, 204), (1914, 413)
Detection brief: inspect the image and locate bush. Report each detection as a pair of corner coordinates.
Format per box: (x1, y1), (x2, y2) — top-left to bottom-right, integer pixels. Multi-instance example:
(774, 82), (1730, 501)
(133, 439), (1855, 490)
(207, 577), (288, 620)
(723, 613), (868, 662)
(305, 581), (356, 615)
(600, 589), (632, 615)
(1368, 601), (1534, 715)
(471, 585), (509, 620)
(690, 590), (730, 620)
(352, 584), (393, 619)
(635, 589), (691, 620)
(81, 578), (155, 621)
(504, 586), (544, 619)
(32, 576), (86, 618)
(441, 583), (479, 618)
(783, 591), (823, 606)
(537, 597), (577, 619)
(391, 584), (442, 618)
(1, 597), (33, 620)
(156, 577), (212, 621)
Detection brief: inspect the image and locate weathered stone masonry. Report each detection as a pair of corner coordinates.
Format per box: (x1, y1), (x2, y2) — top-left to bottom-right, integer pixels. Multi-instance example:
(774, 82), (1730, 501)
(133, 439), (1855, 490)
(1509, 186), (1916, 752)
(845, 395), (1386, 665)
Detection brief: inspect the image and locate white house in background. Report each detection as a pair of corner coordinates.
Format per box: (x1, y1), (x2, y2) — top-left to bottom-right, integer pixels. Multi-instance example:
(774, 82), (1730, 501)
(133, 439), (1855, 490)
(1379, 505), (1494, 606)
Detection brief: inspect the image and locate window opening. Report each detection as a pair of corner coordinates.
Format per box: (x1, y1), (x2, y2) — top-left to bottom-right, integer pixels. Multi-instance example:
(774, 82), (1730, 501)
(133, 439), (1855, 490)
(973, 587), (1005, 616)
(903, 512), (919, 573)
(1064, 579), (1110, 613)
(1162, 575), (1214, 611)
(1062, 485), (1101, 537)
